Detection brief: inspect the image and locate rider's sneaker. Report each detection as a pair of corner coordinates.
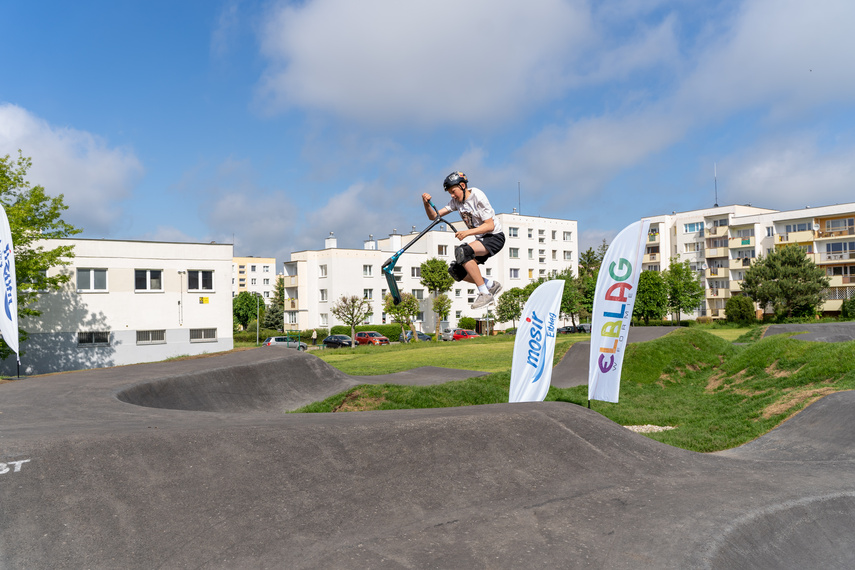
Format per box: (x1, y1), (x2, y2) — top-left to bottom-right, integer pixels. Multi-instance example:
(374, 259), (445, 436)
(488, 281), (502, 297)
(471, 293), (493, 309)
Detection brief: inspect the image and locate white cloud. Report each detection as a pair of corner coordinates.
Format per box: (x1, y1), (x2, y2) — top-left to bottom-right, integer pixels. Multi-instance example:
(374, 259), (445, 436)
(256, 0), (593, 126)
(724, 135), (855, 210)
(0, 104), (143, 235)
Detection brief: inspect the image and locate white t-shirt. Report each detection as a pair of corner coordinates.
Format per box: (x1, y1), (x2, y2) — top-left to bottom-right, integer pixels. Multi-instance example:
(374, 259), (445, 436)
(445, 187), (503, 235)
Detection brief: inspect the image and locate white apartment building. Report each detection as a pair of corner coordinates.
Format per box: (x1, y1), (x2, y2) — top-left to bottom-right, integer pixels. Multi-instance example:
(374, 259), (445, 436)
(2, 238), (234, 376)
(232, 256), (277, 303)
(640, 201), (855, 319)
(283, 212), (578, 333)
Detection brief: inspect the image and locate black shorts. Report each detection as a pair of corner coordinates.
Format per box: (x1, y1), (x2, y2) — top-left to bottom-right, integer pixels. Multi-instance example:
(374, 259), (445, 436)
(474, 232), (505, 264)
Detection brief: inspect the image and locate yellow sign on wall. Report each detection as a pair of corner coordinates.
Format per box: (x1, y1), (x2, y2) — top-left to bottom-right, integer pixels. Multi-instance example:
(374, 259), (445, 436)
(199, 297), (209, 304)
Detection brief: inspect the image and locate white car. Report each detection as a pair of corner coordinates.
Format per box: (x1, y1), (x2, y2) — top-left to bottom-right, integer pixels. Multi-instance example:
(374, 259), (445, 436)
(441, 328), (454, 341)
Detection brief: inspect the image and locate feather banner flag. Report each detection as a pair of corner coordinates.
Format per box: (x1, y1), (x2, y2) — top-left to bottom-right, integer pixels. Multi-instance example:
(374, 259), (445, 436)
(509, 279), (565, 403)
(588, 219), (650, 403)
(0, 204), (19, 358)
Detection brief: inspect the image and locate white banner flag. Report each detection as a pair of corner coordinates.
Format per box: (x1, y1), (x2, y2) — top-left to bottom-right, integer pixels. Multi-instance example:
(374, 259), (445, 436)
(0, 204), (18, 357)
(588, 219), (650, 403)
(509, 280), (565, 403)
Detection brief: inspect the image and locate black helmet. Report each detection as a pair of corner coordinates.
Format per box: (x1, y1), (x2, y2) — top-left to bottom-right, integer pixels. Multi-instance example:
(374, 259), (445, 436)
(443, 171), (468, 190)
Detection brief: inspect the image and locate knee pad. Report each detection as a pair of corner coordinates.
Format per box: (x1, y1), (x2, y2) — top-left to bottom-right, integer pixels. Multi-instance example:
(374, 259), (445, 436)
(448, 261), (468, 282)
(454, 243), (475, 265)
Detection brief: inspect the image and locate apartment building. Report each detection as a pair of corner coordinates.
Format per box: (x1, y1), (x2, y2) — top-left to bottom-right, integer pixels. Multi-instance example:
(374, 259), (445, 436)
(640, 201), (855, 319)
(232, 256), (277, 303)
(283, 212), (578, 333)
(2, 238), (234, 376)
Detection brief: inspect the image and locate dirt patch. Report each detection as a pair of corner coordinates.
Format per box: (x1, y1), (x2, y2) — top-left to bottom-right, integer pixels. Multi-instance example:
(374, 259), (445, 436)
(332, 390), (387, 412)
(765, 360), (804, 378)
(706, 371), (726, 392)
(760, 387), (837, 419)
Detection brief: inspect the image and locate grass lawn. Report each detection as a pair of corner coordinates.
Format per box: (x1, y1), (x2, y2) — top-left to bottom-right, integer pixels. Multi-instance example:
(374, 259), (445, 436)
(297, 326), (855, 453)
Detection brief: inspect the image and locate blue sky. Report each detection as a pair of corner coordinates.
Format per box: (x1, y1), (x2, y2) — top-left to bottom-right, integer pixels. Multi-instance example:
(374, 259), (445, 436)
(2, 0), (855, 270)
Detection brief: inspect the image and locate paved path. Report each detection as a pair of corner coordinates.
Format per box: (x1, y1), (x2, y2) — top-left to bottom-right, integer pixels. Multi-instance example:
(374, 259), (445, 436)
(1, 327), (854, 569)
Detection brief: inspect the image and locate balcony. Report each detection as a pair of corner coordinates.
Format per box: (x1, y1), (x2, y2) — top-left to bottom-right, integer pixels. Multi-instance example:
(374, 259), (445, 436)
(818, 251), (855, 263)
(643, 252), (659, 264)
(729, 257), (753, 270)
(281, 275), (298, 286)
(729, 236), (754, 248)
(705, 267), (727, 279)
(706, 247), (728, 258)
(827, 275), (855, 287)
(707, 288), (731, 299)
(816, 227), (855, 239)
(777, 229), (815, 244)
(285, 298), (299, 310)
(730, 279), (743, 292)
(647, 232), (660, 244)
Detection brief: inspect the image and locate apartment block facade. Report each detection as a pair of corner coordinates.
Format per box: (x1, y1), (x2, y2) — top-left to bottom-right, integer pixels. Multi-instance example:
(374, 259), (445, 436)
(282, 213), (578, 333)
(231, 256), (277, 303)
(640, 202), (855, 319)
(3, 238), (234, 376)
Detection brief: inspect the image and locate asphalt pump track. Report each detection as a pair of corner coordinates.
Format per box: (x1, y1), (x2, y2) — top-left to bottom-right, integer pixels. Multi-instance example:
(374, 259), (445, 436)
(1, 326), (854, 568)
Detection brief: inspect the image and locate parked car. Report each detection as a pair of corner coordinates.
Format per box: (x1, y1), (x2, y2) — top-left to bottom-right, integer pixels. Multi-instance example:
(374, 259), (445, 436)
(441, 328), (454, 341)
(576, 323), (592, 333)
(402, 330), (432, 342)
(557, 326), (575, 334)
(322, 334), (353, 349)
(355, 331), (390, 346)
(452, 329), (480, 341)
(261, 336), (308, 351)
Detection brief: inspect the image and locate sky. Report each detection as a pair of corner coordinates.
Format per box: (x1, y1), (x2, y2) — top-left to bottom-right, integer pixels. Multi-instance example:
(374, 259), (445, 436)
(2, 0), (855, 271)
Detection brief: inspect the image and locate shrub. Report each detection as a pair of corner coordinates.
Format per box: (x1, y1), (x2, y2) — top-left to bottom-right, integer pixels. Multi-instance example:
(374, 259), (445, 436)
(458, 317), (478, 330)
(726, 295), (756, 325)
(841, 298), (855, 320)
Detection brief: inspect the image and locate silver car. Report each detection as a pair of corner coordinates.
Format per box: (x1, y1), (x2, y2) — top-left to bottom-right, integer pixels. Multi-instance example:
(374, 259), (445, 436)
(441, 328), (454, 341)
(261, 336), (308, 351)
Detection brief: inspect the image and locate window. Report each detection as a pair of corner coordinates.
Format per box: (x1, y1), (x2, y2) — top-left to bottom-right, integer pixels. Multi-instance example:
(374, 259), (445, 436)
(320, 313), (328, 326)
(509, 247), (519, 258)
(528, 269), (534, 279)
(412, 289), (424, 300)
(78, 331), (110, 346)
(320, 289), (328, 302)
(188, 270), (213, 291)
(467, 289), (475, 303)
(363, 265), (373, 277)
(552, 250), (557, 260)
(735, 228), (754, 238)
(455, 311), (462, 319)
(552, 231), (557, 240)
(510, 268), (519, 279)
(485, 268), (492, 277)
(135, 269), (163, 292)
(564, 251), (572, 260)
(508, 227), (519, 237)
(251, 278), (257, 285)
(263, 265), (270, 273)
(528, 249), (534, 260)
(239, 265), (245, 274)
(563, 231), (572, 241)
(786, 222), (810, 233)
(826, 218), (854, 231)
(455, 288), (461, 298)
(684, 242), (702, 253)
(684, 222), (704, 233)
(285, 312), (297, 324)
(766, 227), (774, 237)
(137, 330), (166, 345)
(319, 265), (328, 277)
(438, 245), (448, 256)
(190, 328), (217, 343)
(263, 278), (269, 285)
(364, 288), (373, 299)
(77, 268), (107, 291)
(411, 267), (421, 278)
(528, 228), (533, 238)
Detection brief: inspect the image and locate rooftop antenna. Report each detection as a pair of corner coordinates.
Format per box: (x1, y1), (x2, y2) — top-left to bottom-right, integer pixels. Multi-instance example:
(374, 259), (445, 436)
(714, 163), (719, 207)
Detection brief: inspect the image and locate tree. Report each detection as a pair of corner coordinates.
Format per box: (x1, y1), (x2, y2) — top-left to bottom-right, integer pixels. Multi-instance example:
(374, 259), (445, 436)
(272, 275), (287, 309)
(233, 291), (262, 329)
(495, 287), (526, 328)
(554, 268), (583, 327)
(633, 270), (668, 324)
(663, 258), (705, 324)
(0, 152), (82, 359)
(740, 245), (829, 318)
(420, 258), (454, 340)
(725, 295), (755, 325)
(431, 293), (452, 338)
(330, 294), (373, 344)
(578, 247), (601, 278)
(262, 304), (284, 330)
(383, 292), (420, 340)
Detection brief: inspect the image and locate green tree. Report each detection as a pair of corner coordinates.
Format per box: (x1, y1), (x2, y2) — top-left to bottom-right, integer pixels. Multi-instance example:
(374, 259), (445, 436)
(383, 292), (420, 340)
(663, 258), (705, 324)
(725, 294), (756, 325)
(233, 291), (262, 329)
(0, 152), (82, 358)
(633, 270), (668, 325)
(555, 268), (583, 327)
(578, 247), (601, 278)
(740, 245), (829, 318)
(495, 287), (526, 328)
(331, 294), (373, 344)
(431, 293), (452, 339)
(420, 258), (454, 340)
(272, 275), (287, 309)
(262, 303), (284, 330)
(458, 316), (477, 330)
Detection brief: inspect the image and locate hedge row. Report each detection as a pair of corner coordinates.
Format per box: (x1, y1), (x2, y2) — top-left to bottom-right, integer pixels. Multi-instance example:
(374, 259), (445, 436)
(330, 324), (415, 340)
(233, 328), (330, 344)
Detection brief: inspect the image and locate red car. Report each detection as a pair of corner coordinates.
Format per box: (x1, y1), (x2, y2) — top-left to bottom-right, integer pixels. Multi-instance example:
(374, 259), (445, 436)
(452, 329), (480, 341)
(355, 331), (390, 346)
